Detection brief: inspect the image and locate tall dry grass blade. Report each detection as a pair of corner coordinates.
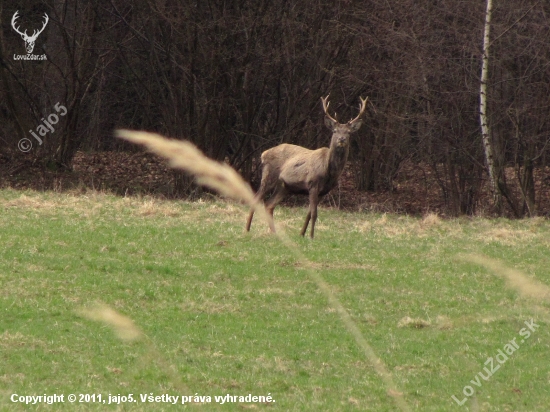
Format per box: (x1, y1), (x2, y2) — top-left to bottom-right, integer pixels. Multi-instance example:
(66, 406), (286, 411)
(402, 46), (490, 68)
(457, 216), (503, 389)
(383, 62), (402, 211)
(79, 303), (194, 397)
(116, 130), (251, 202)
(116, 129), (274, 231)
(117, 130), (410, 411)
(78, 303), (142, 341)
(311, 267), (409, 409)
(465, 254), (550, 302)
(272, 228), (410, 411)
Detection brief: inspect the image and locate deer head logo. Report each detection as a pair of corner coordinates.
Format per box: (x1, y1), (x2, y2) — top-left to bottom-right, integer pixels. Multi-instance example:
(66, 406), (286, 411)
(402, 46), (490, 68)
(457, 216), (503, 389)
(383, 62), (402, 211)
(11, 11), (49, 54)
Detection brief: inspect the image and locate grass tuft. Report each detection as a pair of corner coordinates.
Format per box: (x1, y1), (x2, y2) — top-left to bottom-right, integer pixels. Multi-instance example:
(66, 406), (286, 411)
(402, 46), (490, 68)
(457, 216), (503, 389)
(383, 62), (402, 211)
(421, 212), (442, 227)
(397, 316), (431, 329)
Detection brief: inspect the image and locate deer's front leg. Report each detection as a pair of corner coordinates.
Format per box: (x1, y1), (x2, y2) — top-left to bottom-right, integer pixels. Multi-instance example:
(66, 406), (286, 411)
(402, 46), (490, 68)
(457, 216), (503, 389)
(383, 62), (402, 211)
(300, 211), (311, 237)
(301, 188), (319, 238)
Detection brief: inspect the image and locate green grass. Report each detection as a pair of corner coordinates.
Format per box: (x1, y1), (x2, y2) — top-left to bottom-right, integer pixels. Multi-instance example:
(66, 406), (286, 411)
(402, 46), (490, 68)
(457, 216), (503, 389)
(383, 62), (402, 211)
(1, 188), (549, 411)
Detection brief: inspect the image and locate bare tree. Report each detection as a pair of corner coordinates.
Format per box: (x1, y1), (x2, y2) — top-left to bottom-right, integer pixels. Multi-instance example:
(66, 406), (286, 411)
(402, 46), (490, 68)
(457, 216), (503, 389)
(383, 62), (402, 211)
(1, 0), (548, 215)
(479, 0), (504, 213)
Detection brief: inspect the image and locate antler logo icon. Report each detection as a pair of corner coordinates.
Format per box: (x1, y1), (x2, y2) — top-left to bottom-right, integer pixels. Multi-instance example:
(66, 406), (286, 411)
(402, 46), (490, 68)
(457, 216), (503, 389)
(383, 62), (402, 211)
(11, 11), (49, 54)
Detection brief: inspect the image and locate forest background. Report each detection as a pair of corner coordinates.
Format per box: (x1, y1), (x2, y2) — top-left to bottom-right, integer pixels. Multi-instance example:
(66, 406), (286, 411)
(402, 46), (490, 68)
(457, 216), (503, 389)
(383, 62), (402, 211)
(1, 0), (549, 217)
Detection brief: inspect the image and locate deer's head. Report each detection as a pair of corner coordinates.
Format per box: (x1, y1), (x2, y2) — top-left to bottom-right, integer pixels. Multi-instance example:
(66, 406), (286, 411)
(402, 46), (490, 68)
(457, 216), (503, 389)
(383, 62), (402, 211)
(321, 95), (368, 150)
(11, 11), (49, 54)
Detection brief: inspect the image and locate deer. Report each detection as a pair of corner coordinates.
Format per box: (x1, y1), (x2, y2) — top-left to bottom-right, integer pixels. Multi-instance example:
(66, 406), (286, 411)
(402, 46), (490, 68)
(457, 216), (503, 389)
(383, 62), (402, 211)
(11, 11), (49, 54)
(245, 95), (368, 238)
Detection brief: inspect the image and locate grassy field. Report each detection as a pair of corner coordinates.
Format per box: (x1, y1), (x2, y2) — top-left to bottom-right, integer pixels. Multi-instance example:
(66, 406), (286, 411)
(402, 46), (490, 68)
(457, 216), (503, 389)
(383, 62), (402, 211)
(1, 188), (549, 411)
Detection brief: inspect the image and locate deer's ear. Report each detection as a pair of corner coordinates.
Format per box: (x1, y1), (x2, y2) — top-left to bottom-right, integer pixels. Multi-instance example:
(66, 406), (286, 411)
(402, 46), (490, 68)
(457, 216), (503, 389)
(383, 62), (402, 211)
(324, 116), (338, 130)
(348, 120), (363, 133)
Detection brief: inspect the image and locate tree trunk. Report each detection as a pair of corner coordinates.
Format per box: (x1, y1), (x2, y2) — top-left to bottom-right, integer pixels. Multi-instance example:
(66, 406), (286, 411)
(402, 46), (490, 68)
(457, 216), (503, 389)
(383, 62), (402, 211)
(479, 0), (502, 213)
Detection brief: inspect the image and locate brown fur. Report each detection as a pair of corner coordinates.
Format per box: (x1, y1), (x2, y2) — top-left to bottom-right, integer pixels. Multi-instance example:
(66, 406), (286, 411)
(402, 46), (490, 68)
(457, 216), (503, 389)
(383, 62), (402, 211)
(246, 96), (368, 238)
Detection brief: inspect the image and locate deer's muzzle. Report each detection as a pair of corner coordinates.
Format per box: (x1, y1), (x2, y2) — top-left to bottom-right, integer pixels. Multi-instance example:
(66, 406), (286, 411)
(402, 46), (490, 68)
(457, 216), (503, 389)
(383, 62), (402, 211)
(337, 137), (347, 147)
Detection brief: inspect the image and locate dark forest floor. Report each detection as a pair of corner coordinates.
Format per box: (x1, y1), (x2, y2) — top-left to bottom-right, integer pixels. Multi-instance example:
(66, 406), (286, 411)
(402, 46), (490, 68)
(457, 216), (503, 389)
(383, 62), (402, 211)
(1, 151), (549, 217)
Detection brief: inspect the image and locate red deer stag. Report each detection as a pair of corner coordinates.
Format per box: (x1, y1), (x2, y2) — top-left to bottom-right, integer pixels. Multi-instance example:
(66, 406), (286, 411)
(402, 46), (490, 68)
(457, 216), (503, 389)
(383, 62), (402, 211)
(246, 95), (368, 238)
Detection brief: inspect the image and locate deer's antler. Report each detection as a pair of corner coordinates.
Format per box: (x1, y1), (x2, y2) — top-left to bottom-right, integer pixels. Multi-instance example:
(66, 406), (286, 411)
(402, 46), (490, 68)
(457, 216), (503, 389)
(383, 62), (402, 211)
(348, 97), (368, 125)
(321, 95), (339, 125)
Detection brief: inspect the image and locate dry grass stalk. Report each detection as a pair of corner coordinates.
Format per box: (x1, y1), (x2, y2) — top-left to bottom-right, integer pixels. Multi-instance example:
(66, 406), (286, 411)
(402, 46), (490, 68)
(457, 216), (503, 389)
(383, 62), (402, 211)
(117, 130), (251, 202)
(465, 254), (550, 302)
(78, 303), (142, 341)
(116, 129), (274, 231)
(116, 130), (410, 411)
(79, 303), (195, 397)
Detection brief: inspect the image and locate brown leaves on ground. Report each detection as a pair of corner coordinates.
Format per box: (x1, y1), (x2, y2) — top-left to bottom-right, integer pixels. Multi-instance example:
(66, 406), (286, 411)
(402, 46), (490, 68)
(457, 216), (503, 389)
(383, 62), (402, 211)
(3, 150), (549, 216)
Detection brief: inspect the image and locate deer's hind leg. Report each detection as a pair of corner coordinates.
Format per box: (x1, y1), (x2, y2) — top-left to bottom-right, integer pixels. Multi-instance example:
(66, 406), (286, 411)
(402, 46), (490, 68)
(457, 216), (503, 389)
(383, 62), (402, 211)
(264, 180), (287, 233)
(246, 164), (274, 232)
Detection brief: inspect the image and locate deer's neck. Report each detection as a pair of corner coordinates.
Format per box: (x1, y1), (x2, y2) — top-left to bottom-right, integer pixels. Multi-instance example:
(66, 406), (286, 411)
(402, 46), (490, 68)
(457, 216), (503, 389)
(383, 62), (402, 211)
(325, 142), (349, 184)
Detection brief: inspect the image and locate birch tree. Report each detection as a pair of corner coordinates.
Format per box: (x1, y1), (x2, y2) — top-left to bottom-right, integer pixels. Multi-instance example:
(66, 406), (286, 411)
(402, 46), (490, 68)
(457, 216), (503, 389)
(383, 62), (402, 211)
(479, 0), (502, 212)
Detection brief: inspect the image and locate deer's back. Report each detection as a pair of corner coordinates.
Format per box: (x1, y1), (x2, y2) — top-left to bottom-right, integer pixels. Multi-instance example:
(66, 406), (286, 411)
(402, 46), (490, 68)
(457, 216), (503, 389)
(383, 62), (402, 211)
(262, 143), (328, 163)
(261, 144), (310, 162)
(261, 144), (330, 193)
